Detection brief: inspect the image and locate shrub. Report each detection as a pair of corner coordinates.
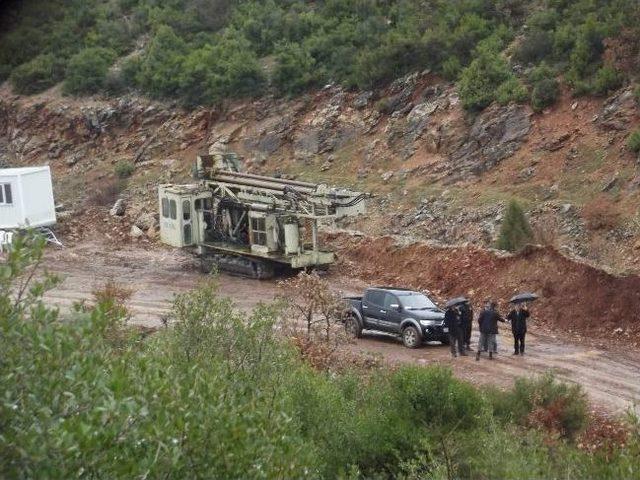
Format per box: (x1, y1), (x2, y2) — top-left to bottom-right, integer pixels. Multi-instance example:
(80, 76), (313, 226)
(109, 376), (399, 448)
(628, 130), (640, 152)
(496, 77), (528, 105)
(592, 65), (623, 95)
(513, 29), (553, 64)
(529, 63), (560, 112)
(494, 373), (589, 440)
(86, 178), (125, 206)
(497, 200), (534, 252)
(115, 160), (135, 179)
(272, 42), (317, 94)
(458, 52), (514, 110)
(63, 47), (117, 95)
(442, 56), (462, 80)
(9, 54), (65, 94)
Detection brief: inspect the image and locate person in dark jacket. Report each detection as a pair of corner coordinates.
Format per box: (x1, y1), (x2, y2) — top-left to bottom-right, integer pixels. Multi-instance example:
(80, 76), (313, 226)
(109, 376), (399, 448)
(475, 301), (505, 361)
(444, 305), (466, 357)
(460, 302), (473, 351)
(506, 304), (530, 355)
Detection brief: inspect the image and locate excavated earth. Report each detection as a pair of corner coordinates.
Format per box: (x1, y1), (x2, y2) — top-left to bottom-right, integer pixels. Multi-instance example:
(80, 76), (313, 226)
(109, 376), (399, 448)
(38, 237), (640, 415)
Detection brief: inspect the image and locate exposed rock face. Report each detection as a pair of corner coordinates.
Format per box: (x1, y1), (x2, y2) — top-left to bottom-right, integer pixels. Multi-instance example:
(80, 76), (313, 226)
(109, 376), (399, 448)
(449, 104), (531, 175)
(597, 88), (636, 131)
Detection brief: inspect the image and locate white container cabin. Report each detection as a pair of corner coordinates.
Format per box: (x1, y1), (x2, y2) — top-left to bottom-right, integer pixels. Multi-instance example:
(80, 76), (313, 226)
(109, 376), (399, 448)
(0, 166), (56, 229)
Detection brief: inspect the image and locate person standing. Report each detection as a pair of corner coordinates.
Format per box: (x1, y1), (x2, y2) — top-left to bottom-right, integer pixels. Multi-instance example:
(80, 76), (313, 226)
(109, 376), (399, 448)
(476, 300), (505, 361)
(444, 305), (466, 357)
(507, 303), (530, 355)
(460, 302), (473, 351)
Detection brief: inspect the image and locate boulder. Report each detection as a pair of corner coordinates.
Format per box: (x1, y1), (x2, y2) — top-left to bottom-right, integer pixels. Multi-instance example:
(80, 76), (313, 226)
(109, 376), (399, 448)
(130, 225), (145, 239)
(135, 212), (157, 231)
(109, 199), (125, 217)
(353, 91), (373, 109)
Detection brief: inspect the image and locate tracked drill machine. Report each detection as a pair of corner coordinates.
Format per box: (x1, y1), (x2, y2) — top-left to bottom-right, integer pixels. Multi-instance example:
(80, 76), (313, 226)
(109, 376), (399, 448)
(158, 153), (368, 278)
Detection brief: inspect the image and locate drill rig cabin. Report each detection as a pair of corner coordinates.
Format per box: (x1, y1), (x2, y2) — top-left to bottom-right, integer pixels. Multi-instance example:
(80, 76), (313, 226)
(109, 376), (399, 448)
(158, 153), (368, 278)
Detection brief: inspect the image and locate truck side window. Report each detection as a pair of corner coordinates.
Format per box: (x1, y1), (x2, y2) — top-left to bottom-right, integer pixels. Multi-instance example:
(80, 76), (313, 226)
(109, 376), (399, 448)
(183, 200), (191, 221)
(161, 198), (169, 218)
(365, 290), (384, 306)
(169, 200), (177, 220)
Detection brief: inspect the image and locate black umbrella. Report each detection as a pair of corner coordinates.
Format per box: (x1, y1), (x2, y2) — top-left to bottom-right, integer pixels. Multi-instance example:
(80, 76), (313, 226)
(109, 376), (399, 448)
(509, 292), (538, 304)
(445, 296), (469, 308)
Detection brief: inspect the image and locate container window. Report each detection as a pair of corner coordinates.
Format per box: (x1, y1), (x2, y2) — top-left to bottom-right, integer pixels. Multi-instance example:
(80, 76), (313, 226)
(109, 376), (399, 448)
(183, 200), (191, 221)
(251, 217), (267, 246)
(170, 200), (177, 220)
(161, 198), (169, 218)
(0, 184), (12, 205)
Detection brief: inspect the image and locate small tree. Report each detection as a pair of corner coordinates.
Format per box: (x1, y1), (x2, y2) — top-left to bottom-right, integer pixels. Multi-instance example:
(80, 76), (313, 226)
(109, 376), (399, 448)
(497, 200), (534, 252)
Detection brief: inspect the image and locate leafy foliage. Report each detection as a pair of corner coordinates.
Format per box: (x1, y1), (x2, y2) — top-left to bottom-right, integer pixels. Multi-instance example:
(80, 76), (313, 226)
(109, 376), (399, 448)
(63, 47), (117, 95)
(1, 237), (640, 478)
(497, 200), (534, 252)
(9, 54), (65, 94)
(628, 130), (640, 152)
(528, 63), (560, 112)
(1, 0), (638, 107)
(114, 160), (135, 179)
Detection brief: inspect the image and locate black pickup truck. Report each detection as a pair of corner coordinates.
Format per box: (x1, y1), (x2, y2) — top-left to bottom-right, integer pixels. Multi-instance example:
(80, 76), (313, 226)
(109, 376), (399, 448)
(344, 287), (448, 348)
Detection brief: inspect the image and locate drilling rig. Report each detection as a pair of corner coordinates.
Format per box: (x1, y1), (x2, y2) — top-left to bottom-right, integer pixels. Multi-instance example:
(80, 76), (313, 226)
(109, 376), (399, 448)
(158, 153), (368, 278)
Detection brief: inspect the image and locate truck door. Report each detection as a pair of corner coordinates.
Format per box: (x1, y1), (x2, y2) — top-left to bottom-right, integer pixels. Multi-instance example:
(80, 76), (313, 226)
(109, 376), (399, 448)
(378, 292), (402, 333)
(362, 290), (384, 328)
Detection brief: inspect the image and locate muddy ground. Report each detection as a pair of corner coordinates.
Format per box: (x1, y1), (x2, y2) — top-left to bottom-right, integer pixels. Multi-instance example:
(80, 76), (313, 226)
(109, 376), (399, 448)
(40, 240), (640, 415)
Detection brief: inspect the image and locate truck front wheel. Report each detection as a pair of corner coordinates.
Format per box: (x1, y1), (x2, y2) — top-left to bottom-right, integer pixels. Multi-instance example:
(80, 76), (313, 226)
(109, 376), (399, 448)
(402, 326), (422, 349)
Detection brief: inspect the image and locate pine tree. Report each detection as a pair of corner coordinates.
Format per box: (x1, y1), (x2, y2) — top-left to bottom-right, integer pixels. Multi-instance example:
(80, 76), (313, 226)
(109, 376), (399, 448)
(497, 200), (533, 252)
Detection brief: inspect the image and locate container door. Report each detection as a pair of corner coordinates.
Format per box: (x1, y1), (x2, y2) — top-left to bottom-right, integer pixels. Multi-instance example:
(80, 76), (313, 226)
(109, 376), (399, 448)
(182, 199), (193, 246)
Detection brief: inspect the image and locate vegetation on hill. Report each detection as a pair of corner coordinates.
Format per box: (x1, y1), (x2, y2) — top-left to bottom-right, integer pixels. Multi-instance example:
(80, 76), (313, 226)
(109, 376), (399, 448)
(1, 0), (639, 109)
(2, 233), (640, 478)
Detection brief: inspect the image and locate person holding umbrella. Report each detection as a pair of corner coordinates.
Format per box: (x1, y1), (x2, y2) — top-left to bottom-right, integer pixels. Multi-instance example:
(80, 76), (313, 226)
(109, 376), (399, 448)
(443, 298), (467, 357)
(506, 293), (537, 356)
(475, 300), (505, 361)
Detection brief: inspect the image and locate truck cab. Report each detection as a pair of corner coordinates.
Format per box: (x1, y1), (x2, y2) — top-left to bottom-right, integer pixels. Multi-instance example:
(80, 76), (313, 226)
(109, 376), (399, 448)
(345, 287), (447, 348)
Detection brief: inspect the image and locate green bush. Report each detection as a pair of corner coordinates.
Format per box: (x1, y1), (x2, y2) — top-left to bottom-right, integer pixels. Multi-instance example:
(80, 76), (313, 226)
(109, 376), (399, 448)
(592, 65), (623, 96)
(63, 47), (117, 95)
(9, 54), (65, 94)
(497, 200), (534, 252)
(513, 29), (553, 64)
(529, 63), (560, 112)
(627, 130), (640, 152)
(115, 160), (135, 178)
(2, 236), (640, 478)
(458, 51), (514, 110)
(492, 373), (588, 440)
(496, 77), (528, 105)
(272, 42), (317, 94)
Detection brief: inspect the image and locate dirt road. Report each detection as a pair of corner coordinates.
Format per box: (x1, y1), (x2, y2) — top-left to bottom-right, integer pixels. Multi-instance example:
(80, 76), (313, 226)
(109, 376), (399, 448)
(41, 241), (640, 414)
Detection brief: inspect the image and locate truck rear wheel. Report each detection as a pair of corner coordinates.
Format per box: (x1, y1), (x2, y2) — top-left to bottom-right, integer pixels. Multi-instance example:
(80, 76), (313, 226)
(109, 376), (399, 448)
(402, 326), (421, 349)
(345, 316), (362, 339)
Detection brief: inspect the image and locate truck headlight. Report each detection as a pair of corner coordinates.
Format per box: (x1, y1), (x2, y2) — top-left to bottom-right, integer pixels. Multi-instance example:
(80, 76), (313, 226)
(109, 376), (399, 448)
(419, 320), (439, 327)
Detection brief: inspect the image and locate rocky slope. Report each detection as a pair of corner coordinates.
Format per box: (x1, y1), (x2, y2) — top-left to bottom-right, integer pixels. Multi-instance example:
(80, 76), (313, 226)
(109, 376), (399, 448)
(1, 74), (639, 273)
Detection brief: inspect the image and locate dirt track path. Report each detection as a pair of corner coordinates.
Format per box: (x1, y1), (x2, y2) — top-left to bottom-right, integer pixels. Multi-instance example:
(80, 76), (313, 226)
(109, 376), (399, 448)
(42, 241), (640, 414)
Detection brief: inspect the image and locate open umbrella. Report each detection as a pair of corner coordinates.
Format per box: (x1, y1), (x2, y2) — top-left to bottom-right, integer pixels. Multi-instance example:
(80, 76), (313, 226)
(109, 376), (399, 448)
(445, 296), (469, 308)
(509, 292), (538, 304)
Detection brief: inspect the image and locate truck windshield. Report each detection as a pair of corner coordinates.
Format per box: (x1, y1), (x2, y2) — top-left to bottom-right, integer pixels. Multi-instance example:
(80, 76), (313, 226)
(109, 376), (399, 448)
(399, 293), (437, 310)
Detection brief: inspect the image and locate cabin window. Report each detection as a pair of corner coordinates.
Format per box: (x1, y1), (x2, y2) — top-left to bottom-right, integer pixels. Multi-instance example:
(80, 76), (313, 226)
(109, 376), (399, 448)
(169, 200), (177, 220)
(182, 200), (191, 221)
(251, 217), (267, 246)
(0, 184), (12, 205)
(161, 198), (170, 218)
